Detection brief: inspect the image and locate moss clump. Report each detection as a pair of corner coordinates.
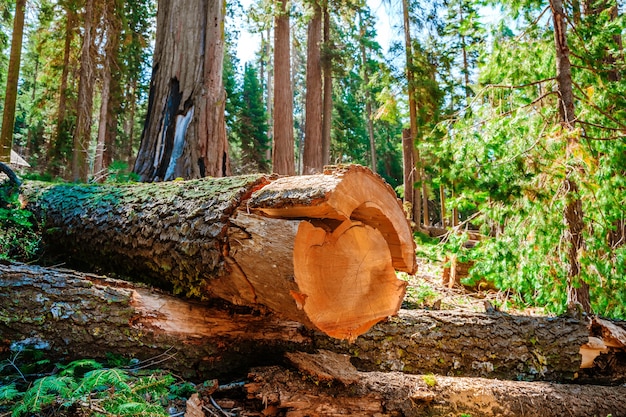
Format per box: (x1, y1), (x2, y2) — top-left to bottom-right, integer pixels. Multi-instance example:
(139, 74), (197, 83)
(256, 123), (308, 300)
(421, 373), (438, 387)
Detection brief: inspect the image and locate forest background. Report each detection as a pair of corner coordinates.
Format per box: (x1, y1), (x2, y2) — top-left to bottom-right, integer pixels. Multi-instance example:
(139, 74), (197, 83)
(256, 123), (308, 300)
(0, 0), (624, 320)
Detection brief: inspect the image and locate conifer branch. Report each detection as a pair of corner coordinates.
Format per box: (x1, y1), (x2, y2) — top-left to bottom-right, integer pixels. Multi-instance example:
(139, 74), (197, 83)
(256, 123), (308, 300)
(484, 78), (557, 89)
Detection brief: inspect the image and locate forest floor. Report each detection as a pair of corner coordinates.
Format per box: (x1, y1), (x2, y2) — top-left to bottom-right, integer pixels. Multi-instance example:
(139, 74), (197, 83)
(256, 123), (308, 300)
(401, 257), (547, 317)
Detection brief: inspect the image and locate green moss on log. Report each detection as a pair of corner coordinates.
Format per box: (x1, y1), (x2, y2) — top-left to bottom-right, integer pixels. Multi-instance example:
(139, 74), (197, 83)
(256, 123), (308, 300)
(22, 175), (268, 297)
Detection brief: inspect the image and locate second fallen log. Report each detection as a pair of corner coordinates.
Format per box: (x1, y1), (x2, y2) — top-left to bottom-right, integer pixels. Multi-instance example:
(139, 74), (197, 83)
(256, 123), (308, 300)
(21, 165), (416, 340)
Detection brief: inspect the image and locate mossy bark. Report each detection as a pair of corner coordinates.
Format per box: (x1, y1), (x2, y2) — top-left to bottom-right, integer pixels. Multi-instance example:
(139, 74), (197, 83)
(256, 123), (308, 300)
(21, 175), (269, 297)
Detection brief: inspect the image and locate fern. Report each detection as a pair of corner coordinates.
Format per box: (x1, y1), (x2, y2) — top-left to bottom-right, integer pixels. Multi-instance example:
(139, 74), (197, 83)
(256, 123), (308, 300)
(13, 376), (77, 416)
(57, 358), (103, 377)
(3, 357), (182, 416)
(73, 368), (131, 399)
(0, 384), (22, 404)
(132, 374), (174, 396)
(105, 399), (170, 417)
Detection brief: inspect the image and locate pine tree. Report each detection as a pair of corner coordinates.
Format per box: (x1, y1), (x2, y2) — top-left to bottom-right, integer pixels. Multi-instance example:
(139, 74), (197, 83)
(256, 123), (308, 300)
(236, 63), (269, 172)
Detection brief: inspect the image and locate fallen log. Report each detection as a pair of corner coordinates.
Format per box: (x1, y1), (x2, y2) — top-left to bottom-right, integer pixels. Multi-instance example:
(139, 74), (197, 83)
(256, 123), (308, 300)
(246, 350), (626, 417)
(314, 309), (589, 382)
(2, 262), (625, 384)
(19, 165), (416, 340)
(0, 261), (307, 379)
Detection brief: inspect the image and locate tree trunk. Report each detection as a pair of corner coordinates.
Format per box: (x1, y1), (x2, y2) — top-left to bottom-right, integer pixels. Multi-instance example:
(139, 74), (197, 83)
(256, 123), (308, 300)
(103, 0), (122, 169)
(360, 14), (376, 174)
(105, 56), (121, 167)
(439, 182), (446, 227)
(133, 0), (229, 181)
(303, 1), (323, 174)
(72, 0), (96, 182)
(0, 0), (26, 163)
(272, 0), (295, 175)
(21, 166), (415, 341)
(93, 19), (113, 179)
(550, 0), (592, 313)
(402, 0), (423, 228)
(402, 128), (415, 220)
(125, 78), (138, 166)
(247, 351), (626, 417)
(48, 4), (76, 177)
(321, 2), (332, 167)
(265, 26), (273, 164)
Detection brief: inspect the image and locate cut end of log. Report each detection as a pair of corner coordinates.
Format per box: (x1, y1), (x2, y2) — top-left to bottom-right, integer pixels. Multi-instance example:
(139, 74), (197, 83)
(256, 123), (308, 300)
(293, 220), (407, 341)
(225, 165), (416, 340)
(249, 165), (417, 275)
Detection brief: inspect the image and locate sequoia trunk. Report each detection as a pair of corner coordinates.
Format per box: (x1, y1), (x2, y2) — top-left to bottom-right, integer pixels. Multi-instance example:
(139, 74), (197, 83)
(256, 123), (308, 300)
(133, 0), (229, 181)
(303, 1), (323, 174)
(272, 0), (295, 175)
(321, 1), (332, 167)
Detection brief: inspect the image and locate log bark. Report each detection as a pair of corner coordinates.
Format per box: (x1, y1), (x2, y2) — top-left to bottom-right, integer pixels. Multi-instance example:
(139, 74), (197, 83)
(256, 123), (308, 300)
(0, 261), (307, 380)
(246, 351), (626, 417)
(3, 261), (625, 384)
(315, 308), (589, 383)
(21, 166), (415, 340)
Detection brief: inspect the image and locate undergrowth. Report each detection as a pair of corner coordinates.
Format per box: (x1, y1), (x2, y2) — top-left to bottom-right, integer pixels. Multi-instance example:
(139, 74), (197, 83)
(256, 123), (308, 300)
(0, 352), (194, 416)
(0, 178), (40, 262)
(406, 232), (549, 316)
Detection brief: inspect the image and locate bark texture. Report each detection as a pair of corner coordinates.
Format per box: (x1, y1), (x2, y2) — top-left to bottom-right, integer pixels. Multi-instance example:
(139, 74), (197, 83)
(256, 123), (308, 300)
(72, 0), (95, 182)
(23, 175), (269, 296)
(134, 0), (229, 181)
(0, 262), (306, 379)
(272, 0), (295, 175)
(315, 309), (588, 383)
(21, 166), (414, 340)
(247, 351), (626, 417)
(303, 1), (323, 174)
(2, 262), (625, 384)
